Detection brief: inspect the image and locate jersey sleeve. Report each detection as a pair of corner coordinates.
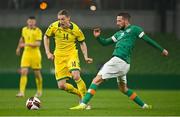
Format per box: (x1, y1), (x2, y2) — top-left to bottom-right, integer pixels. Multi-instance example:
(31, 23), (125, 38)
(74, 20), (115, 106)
(135, 26), (164, 51)
(21, 27), (25, 38)
(96, 36), (114, 46)
(134, 26), (145, 38)
(45, 24), (54, 37)
(76, 28), (85, 42)
(142, 34), (164, 52)
(36, 28), (42, 41)
(111, 32), (119, 42)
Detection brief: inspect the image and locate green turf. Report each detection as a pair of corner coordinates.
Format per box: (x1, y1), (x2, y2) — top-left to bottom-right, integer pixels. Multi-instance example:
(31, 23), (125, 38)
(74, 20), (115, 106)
(0, 89), (180, 116)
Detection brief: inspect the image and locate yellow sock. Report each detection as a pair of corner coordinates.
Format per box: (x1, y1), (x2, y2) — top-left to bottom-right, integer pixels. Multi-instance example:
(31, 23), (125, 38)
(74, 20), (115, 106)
(75, 77), (87, 98)
(19, 75), (27, 94)
(35, 77), (43, 93)
(65, 83), (81, 98)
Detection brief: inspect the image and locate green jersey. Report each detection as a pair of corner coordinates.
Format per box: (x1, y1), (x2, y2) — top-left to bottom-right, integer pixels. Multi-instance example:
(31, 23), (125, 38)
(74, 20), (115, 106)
(97, 25), (164, 64)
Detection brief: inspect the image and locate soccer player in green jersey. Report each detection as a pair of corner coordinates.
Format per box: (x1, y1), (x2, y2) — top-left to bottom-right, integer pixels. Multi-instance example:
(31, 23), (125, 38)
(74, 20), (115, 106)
(70, 12), (168, 110)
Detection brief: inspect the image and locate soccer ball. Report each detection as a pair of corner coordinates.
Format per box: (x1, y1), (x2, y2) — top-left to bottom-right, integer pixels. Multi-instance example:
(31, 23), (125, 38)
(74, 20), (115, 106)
(26, 97), (41, 110)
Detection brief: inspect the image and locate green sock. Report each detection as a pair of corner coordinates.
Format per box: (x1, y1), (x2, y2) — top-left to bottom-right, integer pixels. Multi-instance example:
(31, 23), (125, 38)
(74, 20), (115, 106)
(124, 89), (145, 107)
(82, 83), (98, 104)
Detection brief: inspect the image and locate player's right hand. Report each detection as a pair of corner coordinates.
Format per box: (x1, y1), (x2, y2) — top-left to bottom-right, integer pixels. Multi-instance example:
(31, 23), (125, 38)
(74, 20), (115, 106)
(85, 57), (93, 64)
(162, 49), (168, 56)
(46, 52), (54, 61)
(93, 27), (101, 37)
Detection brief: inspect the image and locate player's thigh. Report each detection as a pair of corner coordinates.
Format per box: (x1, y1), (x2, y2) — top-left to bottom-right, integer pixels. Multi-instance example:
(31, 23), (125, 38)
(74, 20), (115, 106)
(117, 75), (127, 84)
(98, 57), (130, 79)
(117, 75), (128, 92)
(54, 56), (71, 81)
(21, 52), (30, 68)
(67, 52), (80, 72)
(31, 52), (42, 69)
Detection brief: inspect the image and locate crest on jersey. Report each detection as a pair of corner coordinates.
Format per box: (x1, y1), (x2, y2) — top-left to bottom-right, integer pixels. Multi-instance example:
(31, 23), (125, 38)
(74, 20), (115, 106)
(126, 29), (131, 33)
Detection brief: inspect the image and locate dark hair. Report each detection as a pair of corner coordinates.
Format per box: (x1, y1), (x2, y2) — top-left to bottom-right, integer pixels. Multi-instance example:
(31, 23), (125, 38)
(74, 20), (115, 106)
(58, 9), (70, 17)
(28, 16), (36, 19)
(117, 12), (131, 21)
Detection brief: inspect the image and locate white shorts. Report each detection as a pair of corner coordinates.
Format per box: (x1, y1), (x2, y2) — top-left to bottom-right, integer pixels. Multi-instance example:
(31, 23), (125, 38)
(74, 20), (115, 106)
(97, 56), (130, 84)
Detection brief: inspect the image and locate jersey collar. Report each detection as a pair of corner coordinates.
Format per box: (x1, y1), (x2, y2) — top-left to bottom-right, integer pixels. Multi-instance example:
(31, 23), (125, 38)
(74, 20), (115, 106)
(58, 22), (73, 30)
(124, 24), (131, 30)
(27, 26), (36, 30)
(69, 23), (73, 30)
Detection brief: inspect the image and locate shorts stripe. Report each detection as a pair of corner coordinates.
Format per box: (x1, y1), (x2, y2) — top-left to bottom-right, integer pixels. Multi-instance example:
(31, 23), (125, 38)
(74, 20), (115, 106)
(69, 68), (80, 72)
(56, 76), (71, 81)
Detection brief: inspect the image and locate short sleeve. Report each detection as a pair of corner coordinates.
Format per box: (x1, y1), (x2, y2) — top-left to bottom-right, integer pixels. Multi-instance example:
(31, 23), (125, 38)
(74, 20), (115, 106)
(21, 28), (25, 38)
(45, 24), (54, 37)
(36, 28), (42, 41)
(76, 28), (85, 42)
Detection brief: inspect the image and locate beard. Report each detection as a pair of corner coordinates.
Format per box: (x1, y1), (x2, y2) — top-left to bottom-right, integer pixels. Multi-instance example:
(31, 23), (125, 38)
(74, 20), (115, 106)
(119, 25), (125, 30)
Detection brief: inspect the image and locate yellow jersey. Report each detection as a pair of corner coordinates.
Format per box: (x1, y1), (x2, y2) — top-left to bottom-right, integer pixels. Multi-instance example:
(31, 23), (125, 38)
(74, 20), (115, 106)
(22, 26), (42, 52)
(45, 21), (85, 55)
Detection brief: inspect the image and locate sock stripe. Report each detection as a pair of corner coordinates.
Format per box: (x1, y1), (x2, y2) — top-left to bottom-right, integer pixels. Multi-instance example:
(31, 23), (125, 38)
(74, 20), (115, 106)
(130, 92), (137, 100)
(88, 89), (96, 95)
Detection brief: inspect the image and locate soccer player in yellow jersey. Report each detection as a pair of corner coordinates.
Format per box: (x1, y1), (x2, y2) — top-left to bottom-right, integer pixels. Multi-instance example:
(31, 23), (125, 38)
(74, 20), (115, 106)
(16, 16), (43, 97)
(44, 9), (93, 103)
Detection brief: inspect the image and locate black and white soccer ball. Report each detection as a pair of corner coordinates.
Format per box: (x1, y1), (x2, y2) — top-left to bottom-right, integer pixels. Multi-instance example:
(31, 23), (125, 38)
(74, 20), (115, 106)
(26, 97), (41, 110)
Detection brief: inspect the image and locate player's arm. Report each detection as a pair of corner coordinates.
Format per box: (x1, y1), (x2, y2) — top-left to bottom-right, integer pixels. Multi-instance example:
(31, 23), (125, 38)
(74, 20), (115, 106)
(16, 36), (24, 56)
(25, 41), (41, 47)
(93, 28), (114, 46)
(44, 35), (54, 61)
(77, 26), (93, 63)
(44, 24), (54, 61)
(79, 41), (93, 64)
(141, 33), (168, 56)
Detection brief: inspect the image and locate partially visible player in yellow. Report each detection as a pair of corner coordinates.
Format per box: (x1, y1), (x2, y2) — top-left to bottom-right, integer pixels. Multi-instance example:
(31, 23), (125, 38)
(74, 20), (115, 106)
(44, 9), (93, 102)
(16, 16), (43, 97)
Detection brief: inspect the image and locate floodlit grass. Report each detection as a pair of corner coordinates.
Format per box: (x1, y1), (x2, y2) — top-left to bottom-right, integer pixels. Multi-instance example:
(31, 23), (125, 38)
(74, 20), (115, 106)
(0, 89), (180, 116)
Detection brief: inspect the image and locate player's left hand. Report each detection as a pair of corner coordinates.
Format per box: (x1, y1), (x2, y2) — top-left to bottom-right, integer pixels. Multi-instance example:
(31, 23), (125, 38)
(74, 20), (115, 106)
(162, 49), (168, 56)
(85, 57), (93, 64)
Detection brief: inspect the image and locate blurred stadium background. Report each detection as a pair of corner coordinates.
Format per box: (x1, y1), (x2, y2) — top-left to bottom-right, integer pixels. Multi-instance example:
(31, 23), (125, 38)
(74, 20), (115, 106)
(0, 0), (180, 116)
(0, 0), (179, 89)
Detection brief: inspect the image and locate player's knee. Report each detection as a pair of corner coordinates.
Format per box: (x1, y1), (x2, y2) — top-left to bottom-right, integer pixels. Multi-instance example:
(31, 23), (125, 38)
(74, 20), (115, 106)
(73, 76), (80, 81)
(21, 69), (28, 75)
(72, 74), (80, 81)
(71, 70), (80, 81)
(92, 75), (103, 85)
(119, 86), (128, 93)
(58, 83), (66, 90)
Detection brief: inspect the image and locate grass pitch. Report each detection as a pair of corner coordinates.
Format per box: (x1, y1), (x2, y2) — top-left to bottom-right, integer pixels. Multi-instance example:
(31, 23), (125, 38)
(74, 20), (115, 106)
(0, 89), (180, 116)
